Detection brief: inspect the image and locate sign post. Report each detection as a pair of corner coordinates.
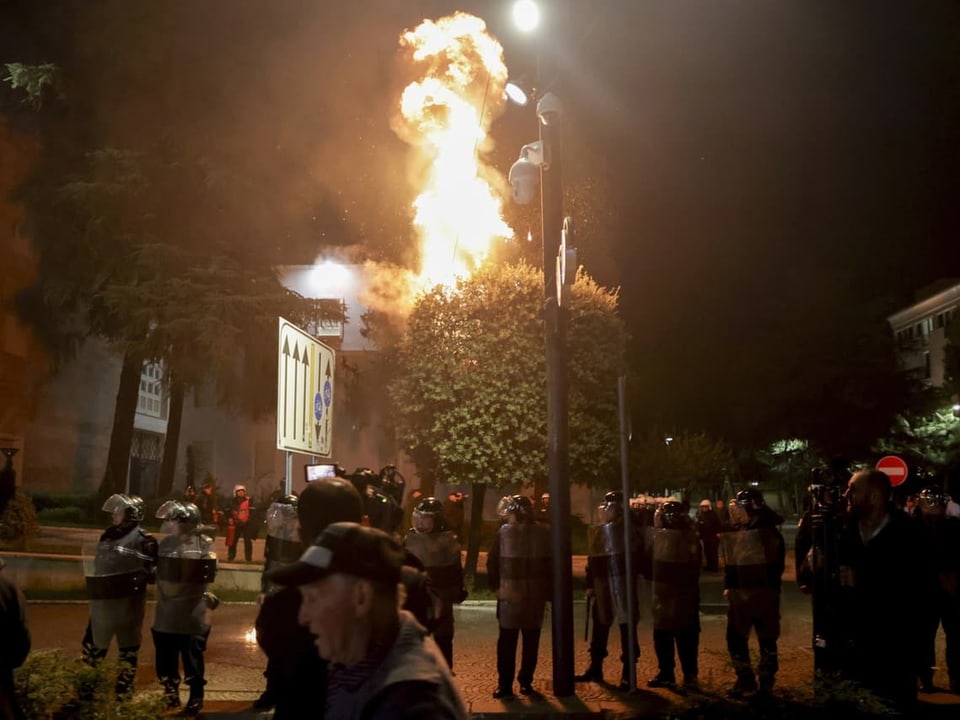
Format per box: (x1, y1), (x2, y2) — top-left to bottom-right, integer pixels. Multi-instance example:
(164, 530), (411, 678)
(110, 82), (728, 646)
(876, 455), (908, 487)
(277, 317), (335, 459)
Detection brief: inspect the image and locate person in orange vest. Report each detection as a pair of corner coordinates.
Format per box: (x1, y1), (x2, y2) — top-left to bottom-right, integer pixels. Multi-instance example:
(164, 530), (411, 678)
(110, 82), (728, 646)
(227, 485), (254, 562)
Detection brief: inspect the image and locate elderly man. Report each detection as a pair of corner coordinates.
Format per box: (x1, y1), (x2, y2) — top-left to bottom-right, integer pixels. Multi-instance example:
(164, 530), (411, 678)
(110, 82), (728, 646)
(268, 522), (467, 720)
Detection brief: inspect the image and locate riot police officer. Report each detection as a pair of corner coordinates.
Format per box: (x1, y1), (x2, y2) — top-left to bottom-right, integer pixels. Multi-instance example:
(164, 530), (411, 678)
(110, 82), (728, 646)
(81, 493), (158, 697)
(261, 494), (301, 591)
(721, 488), (785, 698)
(254, 494), (302, 711)
(152, 500), (219, 715)
(403, 496), (467, 669)
(648, 499), (701, 690)
(914, 486), (960, 693)
(575, 491), (641, 689)
(487, 494), (551, 698)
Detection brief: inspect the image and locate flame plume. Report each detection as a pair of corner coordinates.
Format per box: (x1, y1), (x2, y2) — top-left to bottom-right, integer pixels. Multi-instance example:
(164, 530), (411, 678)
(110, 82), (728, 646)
(395, 13), (514, 290)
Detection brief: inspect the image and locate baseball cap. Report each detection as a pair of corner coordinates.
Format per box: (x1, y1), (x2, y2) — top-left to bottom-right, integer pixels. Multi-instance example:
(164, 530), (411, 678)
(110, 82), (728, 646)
(266, 522), (403, 587)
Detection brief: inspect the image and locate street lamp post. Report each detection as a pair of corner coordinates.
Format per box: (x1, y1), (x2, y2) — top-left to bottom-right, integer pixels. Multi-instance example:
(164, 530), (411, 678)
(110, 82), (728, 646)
(540, 93), (575, 698)
(509, 0), (575, 696)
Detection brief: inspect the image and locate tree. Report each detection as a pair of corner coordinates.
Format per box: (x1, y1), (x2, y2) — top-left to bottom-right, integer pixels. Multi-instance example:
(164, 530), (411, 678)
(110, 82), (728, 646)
(389, 262), (625, 577)
(629, 429), (736, 502)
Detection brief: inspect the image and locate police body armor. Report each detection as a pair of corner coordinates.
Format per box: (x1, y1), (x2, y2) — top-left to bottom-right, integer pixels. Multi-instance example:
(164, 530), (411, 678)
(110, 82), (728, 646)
(589, 521), (635, 626)
(722, 529), (780, 588)
(154, 532), (218, 635)
(497, 522), (551, 629)
(404, 529), (462, 601)
(263, 502), (302, 577)
(83, 528), (153, 649)
(651, 527), (700, 630)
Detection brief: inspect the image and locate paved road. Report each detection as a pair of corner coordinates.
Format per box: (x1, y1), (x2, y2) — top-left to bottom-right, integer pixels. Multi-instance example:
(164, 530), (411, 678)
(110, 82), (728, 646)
(9, 524), (960, 718)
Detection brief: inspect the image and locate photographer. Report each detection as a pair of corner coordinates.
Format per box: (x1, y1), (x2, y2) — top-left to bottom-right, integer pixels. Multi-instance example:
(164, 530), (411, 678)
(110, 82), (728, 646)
(795, 465), (848, 676)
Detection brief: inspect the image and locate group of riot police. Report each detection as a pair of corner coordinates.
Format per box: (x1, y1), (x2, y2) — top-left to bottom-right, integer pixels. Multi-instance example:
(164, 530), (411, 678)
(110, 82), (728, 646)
(79, 465), (960, 713)
(575, 488), (785, 697)
(81, 493), (218, 714)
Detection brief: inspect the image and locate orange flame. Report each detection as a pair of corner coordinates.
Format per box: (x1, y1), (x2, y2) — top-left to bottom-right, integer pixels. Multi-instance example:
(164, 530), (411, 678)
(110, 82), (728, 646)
(395, 13), (513, 290)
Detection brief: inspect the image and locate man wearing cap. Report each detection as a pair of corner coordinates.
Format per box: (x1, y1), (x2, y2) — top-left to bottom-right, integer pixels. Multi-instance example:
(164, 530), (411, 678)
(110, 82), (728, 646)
(268, 522), (467, 720)
(255, 477), (364, 718)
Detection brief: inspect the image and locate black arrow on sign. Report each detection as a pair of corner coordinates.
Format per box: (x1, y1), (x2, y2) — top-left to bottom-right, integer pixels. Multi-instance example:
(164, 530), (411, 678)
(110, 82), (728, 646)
(281, 334), (291, 437)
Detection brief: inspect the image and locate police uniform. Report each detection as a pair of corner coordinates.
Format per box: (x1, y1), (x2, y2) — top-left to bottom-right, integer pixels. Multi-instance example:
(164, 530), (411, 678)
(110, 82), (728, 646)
(152, 501), (218, 715)
(576, 491), (642, 688)
(649, 501), (701, 688)
(486, 495), (551, 698)
(403, 497), (467, 669)
(255, 496), (302, 711)
(721, 489), (785, 696)
(81, 494), (158, 696)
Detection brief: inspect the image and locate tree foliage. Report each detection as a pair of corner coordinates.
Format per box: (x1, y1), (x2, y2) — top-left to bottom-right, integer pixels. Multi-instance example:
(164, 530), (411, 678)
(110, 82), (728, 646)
(389, 263), (625, 489)
(874, 386), (960, 472)
(629, 430), (736, 499)
(2, 62), (61, 109)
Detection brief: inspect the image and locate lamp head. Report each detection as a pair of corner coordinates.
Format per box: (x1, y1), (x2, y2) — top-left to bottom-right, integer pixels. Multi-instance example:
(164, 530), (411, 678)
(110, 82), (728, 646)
(537, 91), (563, 126)
(512, 0), (541, 33)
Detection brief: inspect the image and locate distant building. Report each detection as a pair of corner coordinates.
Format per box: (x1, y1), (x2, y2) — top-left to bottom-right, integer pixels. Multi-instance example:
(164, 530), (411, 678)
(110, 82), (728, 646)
(16, 261), (408, 501)
(887, 278), (960, 387)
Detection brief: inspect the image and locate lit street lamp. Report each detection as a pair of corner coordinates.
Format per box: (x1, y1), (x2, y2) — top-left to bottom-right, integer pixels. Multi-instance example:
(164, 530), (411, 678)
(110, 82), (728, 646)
(508, 0), (575, 697)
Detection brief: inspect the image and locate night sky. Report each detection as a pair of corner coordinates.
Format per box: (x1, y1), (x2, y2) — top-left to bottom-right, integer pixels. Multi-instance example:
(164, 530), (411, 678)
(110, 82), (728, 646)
(4, 0), (960, 445)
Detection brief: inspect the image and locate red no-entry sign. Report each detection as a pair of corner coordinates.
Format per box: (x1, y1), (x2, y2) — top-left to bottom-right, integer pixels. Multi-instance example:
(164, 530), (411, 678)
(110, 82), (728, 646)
(876, 455), (909, 487)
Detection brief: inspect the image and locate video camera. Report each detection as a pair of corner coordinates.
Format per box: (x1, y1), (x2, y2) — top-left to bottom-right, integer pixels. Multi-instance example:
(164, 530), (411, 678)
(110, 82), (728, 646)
(807, 466), (847, 519)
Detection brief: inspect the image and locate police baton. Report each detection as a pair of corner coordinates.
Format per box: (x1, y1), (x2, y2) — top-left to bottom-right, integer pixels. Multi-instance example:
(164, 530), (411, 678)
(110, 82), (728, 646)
(584, 592), (592, 642)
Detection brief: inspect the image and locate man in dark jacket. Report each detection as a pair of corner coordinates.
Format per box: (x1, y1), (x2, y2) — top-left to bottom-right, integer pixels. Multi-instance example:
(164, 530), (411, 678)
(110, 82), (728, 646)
(268, 523), (467, 720)
(255, 478), (363, 719)
(0, 556), (29, 720)
(837, 469), (932, 712)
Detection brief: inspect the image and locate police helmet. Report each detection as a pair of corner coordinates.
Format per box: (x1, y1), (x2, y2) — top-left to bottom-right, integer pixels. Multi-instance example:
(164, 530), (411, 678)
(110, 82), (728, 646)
(501, 494), (534, 522)
(655, 500), (685, 530)
(918, 486), (948, 514)
(734, 488), (765, 513)
(412, 496), (445, 533)
(599, 491), (624, 521)
(267, 495), (300, 527)
(128, 495), (146, 522)
(603, 491), (625, 506)
(156, 499), (200, 527)
(277, 494), (299, 507)
(102, 493), (144, 523)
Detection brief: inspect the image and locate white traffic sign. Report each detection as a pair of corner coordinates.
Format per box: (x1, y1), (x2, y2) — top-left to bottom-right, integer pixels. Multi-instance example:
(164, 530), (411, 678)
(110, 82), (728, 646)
(276, 317), (335, 457)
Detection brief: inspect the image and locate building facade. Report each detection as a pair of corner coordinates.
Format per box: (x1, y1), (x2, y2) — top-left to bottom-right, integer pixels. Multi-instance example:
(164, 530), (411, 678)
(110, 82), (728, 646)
(888, 279), (960, 388)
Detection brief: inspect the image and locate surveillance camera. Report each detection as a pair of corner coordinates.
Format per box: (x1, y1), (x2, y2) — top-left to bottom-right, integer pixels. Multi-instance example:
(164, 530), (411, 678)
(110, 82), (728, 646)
(509, 156), (540, 204)
(537, 92), (563, 126)
(520, 141), (544, 166)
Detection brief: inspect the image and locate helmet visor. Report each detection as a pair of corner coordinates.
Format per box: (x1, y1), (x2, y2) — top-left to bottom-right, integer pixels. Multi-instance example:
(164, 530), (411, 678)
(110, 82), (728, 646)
(102, 494), (132, 514)
(412, 510), (435, 533)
